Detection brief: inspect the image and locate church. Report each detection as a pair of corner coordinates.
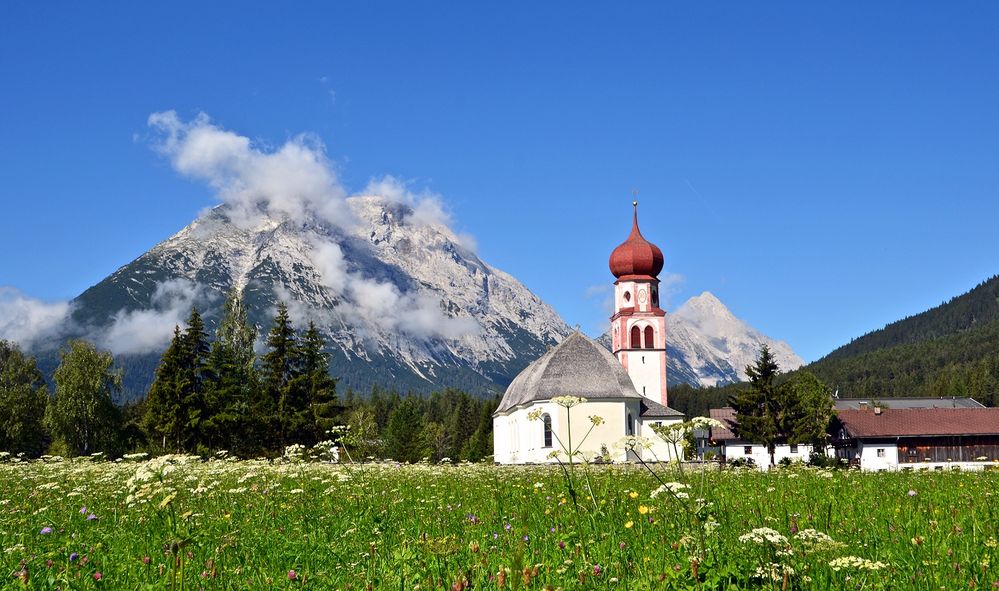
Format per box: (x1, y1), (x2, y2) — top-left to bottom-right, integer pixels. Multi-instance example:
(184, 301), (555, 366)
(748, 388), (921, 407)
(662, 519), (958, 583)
(492, 204), (685, 464)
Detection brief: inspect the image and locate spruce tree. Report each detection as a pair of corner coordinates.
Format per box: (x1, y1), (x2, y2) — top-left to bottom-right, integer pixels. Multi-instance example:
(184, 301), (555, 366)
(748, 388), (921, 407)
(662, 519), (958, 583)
(261, 302), (299, 450)
(179, 307), (210, 450)
(144, 326), (184, 451)
(728, 345), (783, 466)
(204, 291), (259, 455)
(383, 396), (425, 463)
(291, 321), (340, 445)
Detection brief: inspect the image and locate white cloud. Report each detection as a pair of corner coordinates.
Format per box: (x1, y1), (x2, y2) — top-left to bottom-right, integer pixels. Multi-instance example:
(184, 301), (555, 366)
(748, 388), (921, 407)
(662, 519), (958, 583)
(98, 279), (214, 355)
(147, 111), (481, 344)
(307, 236), (480, 342)
(148, 111), (353, 229)
(0, 288), (73, 349)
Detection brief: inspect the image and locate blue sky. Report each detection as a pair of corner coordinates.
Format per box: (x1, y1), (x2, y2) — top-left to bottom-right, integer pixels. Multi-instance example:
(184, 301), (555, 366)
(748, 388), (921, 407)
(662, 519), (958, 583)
(1, 2), (997, 362)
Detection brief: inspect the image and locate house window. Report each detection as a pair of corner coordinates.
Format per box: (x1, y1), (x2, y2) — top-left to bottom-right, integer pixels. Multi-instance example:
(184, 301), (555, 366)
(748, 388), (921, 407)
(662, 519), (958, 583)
(630, 326), (641, 348)
(744, 446), (753, 455)
(542, 414), (553, 448)
(876, 448), (885, 458)
(644, 326), (655, 349)
(790, 444), (798, 454)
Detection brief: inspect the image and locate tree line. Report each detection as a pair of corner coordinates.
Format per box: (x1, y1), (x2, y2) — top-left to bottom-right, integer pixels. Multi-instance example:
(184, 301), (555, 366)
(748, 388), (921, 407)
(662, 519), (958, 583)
(0, 293), (497, 461)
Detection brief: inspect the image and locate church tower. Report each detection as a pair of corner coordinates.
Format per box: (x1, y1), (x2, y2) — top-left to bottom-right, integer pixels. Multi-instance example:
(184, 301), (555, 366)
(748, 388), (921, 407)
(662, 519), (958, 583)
(609, 202), (668, 406)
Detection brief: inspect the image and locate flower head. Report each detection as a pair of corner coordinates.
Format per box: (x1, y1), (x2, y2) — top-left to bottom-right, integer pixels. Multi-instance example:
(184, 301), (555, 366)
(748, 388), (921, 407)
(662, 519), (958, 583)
(39, 527), (53, 535)
(551, 395), (586, 408)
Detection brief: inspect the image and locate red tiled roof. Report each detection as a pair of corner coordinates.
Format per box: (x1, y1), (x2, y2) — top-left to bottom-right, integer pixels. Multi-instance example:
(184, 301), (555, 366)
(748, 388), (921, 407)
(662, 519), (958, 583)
(709, 407), (739, 441)
(837, 408), (999, 438)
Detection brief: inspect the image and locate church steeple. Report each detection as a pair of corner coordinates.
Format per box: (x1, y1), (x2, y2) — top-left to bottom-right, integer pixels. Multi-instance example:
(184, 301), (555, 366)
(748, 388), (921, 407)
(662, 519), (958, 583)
(609, 202), (669, 406)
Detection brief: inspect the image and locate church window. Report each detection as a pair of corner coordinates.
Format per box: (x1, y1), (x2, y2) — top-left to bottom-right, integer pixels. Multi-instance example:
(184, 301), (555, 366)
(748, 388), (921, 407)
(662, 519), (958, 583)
(542, 414), (553, 448)
(630, 326), (641, 348)
(624, 291), (631, 302)
(644, 326), (654, 349)
(651, 288), (659, 307)
(626, 413), (634, 436)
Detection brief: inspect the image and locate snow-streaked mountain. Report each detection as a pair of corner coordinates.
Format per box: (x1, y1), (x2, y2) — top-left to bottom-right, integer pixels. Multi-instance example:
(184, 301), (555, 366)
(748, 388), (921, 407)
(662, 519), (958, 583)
(670, 292), (803, 387)
(70, 196), (573, 396)
(599, 291), (803, 388)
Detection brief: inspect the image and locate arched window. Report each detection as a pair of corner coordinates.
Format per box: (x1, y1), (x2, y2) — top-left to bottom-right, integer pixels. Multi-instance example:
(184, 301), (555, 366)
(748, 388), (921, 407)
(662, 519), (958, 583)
(630, 326), (641, 348)
(626, 413), (634, 436)
(542, 414), (553, 448)
(644, 326), (655, 349)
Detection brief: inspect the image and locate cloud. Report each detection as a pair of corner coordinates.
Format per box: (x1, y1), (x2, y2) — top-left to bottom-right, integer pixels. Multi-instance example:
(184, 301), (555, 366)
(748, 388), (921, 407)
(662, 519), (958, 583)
(0, 288), (73, 349)
(148, 111), (352, 229)
(361, 175), (453, 228)
(146, 111), (481, 343)
(98, 279), (215, 355)
(658, 272), (686, 309)
(307, 237), (480, 342)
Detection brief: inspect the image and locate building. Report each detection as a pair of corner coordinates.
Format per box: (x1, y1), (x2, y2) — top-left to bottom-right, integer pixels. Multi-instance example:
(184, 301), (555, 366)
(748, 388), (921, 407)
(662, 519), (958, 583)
(831, 407), (999, 471)
(708, 407), (815, 468)
(708, 400), (999, 471)
(493, 203), (683, 464)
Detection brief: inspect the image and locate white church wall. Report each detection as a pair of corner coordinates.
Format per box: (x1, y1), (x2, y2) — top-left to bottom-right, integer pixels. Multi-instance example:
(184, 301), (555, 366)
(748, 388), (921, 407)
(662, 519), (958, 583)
(637, 417), (685, 462)
(621, 349), (665, 402)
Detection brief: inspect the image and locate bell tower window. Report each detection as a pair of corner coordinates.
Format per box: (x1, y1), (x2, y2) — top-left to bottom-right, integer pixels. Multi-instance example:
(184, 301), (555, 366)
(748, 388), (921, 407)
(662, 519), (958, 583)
(630, 326), (641, 348)
(644, 326), (654, 349)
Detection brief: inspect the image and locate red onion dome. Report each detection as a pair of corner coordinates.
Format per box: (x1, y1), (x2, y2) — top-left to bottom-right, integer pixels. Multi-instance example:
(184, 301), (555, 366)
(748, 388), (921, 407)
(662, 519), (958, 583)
(609, 202), (664, 280)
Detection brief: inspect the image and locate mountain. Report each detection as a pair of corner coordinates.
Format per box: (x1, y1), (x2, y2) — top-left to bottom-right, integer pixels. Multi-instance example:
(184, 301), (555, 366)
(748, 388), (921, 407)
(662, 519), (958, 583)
(599, 292), (804, 388)
(670, 292), (803, 386)
(64, 196), (573, 398)
(806, 275), (999, 405)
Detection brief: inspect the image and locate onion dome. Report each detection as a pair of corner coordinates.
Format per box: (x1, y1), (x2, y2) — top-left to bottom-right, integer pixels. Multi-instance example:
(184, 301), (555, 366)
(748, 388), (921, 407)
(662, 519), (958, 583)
(495, 332), (643, 414)
(609, 202), (664, 280)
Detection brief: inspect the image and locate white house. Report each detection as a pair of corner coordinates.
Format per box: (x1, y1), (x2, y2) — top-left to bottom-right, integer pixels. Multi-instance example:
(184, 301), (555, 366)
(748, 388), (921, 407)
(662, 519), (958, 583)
(708, 407), (814, 468)
(831, 406), (999, 471)
(493, 203), (684, 464)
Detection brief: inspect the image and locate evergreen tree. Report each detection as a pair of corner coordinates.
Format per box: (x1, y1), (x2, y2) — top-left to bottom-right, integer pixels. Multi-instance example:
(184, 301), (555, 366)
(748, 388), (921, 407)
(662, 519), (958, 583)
(179, 307), (210, 449)
(144, 326), (185, 451)
(728, 345), (784, 467)
(203, 291), (259, 455)
(0, 340), (50, 456)
(289, 322), (340, 445)
(261, 302), (299, 450)
(46, 340), (122, 456)
(143, 308), (212, 453)
(383, 397), (424, 462)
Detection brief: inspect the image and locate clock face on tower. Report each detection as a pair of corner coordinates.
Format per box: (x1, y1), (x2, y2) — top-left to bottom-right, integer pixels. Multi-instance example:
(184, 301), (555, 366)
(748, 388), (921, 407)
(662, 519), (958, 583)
(638, 289), (648, 304)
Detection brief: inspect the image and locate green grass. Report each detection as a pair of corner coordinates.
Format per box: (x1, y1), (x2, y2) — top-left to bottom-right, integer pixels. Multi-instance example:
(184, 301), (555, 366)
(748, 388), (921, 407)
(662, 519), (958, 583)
(1, 456), (996, 589)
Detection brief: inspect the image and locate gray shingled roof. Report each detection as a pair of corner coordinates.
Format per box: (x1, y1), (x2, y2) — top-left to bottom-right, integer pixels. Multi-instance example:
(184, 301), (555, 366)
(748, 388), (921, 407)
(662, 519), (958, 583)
(495, 332), (645, 414)
(641, 399), (684, 418)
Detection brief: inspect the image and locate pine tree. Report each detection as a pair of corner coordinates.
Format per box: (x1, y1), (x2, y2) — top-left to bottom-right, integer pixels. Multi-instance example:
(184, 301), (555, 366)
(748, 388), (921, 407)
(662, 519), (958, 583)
(291, 322), (340, 445)
(46, 340), (122, 456)
(383, 397), (425, 463)
(0, 340), (50, 456)
(144, 326), (185, 451)
(261, 302), (299, 450)
(179, 307), (210, 450)
(203, 291), (259, 455)
(728, 345), (783, 467)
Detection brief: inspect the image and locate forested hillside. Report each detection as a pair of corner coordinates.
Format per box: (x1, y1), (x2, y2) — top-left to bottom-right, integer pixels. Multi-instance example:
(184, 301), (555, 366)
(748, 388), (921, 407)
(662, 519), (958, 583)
(822, 275), (999, 361)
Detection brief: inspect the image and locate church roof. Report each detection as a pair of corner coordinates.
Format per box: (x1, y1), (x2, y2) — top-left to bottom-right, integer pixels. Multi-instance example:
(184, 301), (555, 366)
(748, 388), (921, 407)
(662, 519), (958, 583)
(609, 202), (664, 281)
(495, 331), (645, 414)
(641, 398), (684, 418)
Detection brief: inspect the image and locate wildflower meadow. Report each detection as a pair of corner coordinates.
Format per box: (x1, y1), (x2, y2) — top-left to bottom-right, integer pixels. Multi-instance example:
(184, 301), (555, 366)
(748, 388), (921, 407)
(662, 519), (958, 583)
(1, 452), (996, 590)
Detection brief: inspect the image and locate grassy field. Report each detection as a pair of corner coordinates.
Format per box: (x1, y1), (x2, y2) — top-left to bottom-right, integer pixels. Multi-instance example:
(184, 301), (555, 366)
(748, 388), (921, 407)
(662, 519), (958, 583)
(0, 455), (996, 590)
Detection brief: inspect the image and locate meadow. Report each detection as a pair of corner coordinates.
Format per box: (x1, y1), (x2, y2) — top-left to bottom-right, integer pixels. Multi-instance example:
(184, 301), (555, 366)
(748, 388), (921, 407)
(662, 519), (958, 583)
(1, 454), (996, 590)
